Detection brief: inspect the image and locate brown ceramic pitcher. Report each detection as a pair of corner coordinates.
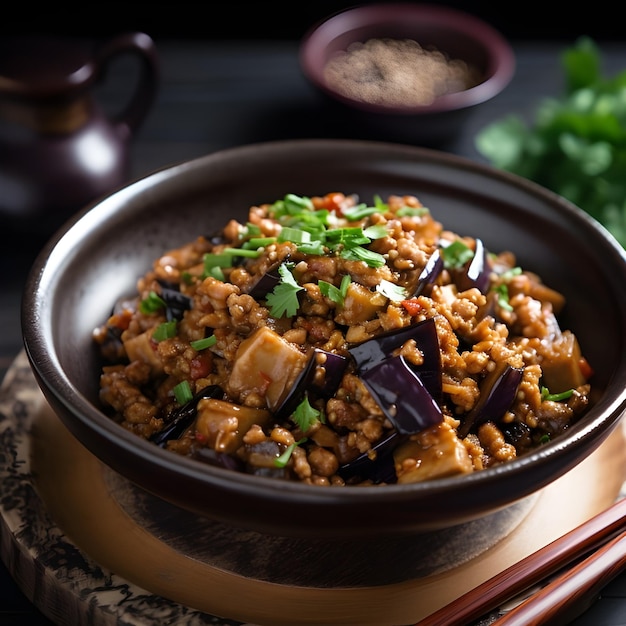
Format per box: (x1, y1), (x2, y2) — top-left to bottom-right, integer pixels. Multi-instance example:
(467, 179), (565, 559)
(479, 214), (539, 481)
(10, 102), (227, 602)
(0, 32), (159, 236)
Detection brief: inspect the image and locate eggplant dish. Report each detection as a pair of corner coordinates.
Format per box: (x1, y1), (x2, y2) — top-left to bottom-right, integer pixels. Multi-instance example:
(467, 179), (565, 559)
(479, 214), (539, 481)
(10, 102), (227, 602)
(93, 192), (593, 485)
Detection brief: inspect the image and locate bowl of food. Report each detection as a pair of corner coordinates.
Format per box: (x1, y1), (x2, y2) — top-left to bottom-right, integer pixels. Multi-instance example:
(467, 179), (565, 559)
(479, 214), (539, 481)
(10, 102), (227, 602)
(22, 139), (626, 545)
(299, 3), (515, 146)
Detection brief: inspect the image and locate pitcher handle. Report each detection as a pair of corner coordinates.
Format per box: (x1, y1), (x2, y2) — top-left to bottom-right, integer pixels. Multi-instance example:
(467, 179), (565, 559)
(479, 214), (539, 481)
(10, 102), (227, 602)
(95, 32), (160, 135)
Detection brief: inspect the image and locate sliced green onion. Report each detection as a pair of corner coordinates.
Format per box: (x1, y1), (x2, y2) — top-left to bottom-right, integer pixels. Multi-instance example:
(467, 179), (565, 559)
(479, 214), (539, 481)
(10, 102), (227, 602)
(396, 206), (429, 217)
(541, 386), (575, 402)
(222, 247), (261, 259)
(274, 437), (308, 468)
(319, 275), (351, 305)
(190, 335), (217, 351)
(173, 380), (193, 405)
(140, 291), (166, 314)
(278, 227), (311, 244)
(242, 237), (277, 249)
(342, 203), (380, 221)
(152, 320), (177, 342)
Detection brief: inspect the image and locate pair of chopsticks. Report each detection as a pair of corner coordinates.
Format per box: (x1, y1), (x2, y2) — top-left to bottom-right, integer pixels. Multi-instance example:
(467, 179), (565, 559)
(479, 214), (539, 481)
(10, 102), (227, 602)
(415, 496), (626, 626)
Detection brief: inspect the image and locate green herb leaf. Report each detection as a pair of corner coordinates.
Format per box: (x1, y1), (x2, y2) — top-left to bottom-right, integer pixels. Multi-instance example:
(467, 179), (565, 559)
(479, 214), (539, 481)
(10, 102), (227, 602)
(476, 36), (626, 248)
(319, 274), (351, 305)
(441, 240), (474, 269)
(265, 263), (304, 318)
(376, 279), (408, 302)
(292, 395), (322, 432)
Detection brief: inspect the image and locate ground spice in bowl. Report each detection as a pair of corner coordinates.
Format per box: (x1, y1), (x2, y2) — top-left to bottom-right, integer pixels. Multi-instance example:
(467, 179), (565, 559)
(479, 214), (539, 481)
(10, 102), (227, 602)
(322, 38), (482, 107)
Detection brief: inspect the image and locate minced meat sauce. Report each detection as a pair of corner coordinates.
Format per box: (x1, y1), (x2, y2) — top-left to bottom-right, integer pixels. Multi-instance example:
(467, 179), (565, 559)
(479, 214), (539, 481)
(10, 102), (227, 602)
(93, 192), (592, 486)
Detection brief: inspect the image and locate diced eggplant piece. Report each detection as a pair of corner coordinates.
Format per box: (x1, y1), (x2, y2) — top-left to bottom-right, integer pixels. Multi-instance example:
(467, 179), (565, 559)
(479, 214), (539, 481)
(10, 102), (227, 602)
(247, 262), (282, 299)
(338, 431), (403, 484)
(348, 317), (442, 398)
(360, 355), (443, 435)
(226, 326), (308, 411)
(274, 348), (348, 421)
(456, 238), (490, 293)
(159, 285), (192, 321)
(458, 362), (524, 437)
(412, 247), (444, 297)
(151, 385), (223, 446)
(393, 420), (473, 483)
(245, 440), (292, 479)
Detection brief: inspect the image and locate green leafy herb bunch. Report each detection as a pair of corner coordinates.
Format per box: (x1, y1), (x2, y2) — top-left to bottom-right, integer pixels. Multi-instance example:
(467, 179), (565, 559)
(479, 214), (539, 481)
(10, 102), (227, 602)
(476, 36), (626, 248)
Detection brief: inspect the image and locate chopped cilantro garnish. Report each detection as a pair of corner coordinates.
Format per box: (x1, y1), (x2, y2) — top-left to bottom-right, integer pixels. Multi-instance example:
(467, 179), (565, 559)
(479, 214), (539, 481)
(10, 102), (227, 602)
(441, 240), (474, 269)
(340, 245), (386, 267)
(363, 224), (388, 240)
(292, 395), (323, 432)
(152, 320), (177, 342)
(376, 279), (408, 302)
(190, 335), (217, 351)
(265, 263), (304, 318)
(173, 380), (193, 405)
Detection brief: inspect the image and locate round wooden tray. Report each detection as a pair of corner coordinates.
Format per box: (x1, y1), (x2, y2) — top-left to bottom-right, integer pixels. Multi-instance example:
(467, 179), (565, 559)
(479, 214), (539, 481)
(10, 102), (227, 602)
(1, 351), (625, 625)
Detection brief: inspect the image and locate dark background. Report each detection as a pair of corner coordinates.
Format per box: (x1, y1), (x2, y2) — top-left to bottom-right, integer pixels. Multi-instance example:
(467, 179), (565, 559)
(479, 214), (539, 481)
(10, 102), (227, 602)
(1, 1), (624, 43)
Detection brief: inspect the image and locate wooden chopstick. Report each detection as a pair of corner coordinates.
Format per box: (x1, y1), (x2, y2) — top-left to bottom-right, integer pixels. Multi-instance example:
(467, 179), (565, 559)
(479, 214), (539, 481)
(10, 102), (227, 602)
(415, 496), (626, 626)
(490, 529), (626, 625)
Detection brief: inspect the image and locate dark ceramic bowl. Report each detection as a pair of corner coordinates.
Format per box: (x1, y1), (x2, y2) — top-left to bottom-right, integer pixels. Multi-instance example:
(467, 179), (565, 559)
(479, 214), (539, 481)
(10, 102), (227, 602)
(22, 139), (626, 540)
(299, 3), (515, 146)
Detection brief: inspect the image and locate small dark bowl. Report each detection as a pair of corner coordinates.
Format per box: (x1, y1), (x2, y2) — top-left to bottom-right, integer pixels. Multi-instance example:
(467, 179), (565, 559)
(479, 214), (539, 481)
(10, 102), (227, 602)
(300, 3), (515, 146)
(22, 139), (626, 540)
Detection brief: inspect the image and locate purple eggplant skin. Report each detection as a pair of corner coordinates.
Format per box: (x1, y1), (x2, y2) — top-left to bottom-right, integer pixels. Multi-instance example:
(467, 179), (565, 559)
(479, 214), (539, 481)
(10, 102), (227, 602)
(456, 238), (491, 293)
(348, 317), (442, 399)
(338, 431), (403, 484)
(247, 265), (282, 299)
(457, 363), (524, 438)
(412, 247), (444, 297)
(150, 385), (224, 447)
(273, 349), (348, 421)
(360, 355), (443, 435)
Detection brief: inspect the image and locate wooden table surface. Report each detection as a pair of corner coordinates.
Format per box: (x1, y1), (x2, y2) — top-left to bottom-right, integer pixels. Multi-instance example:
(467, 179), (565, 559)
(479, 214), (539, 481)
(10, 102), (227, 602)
(1, 37), (626, 625)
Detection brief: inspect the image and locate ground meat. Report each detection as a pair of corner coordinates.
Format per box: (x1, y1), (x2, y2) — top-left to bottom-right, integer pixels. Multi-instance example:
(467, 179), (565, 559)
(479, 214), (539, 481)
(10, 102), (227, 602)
(93, 191), (593, 485)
